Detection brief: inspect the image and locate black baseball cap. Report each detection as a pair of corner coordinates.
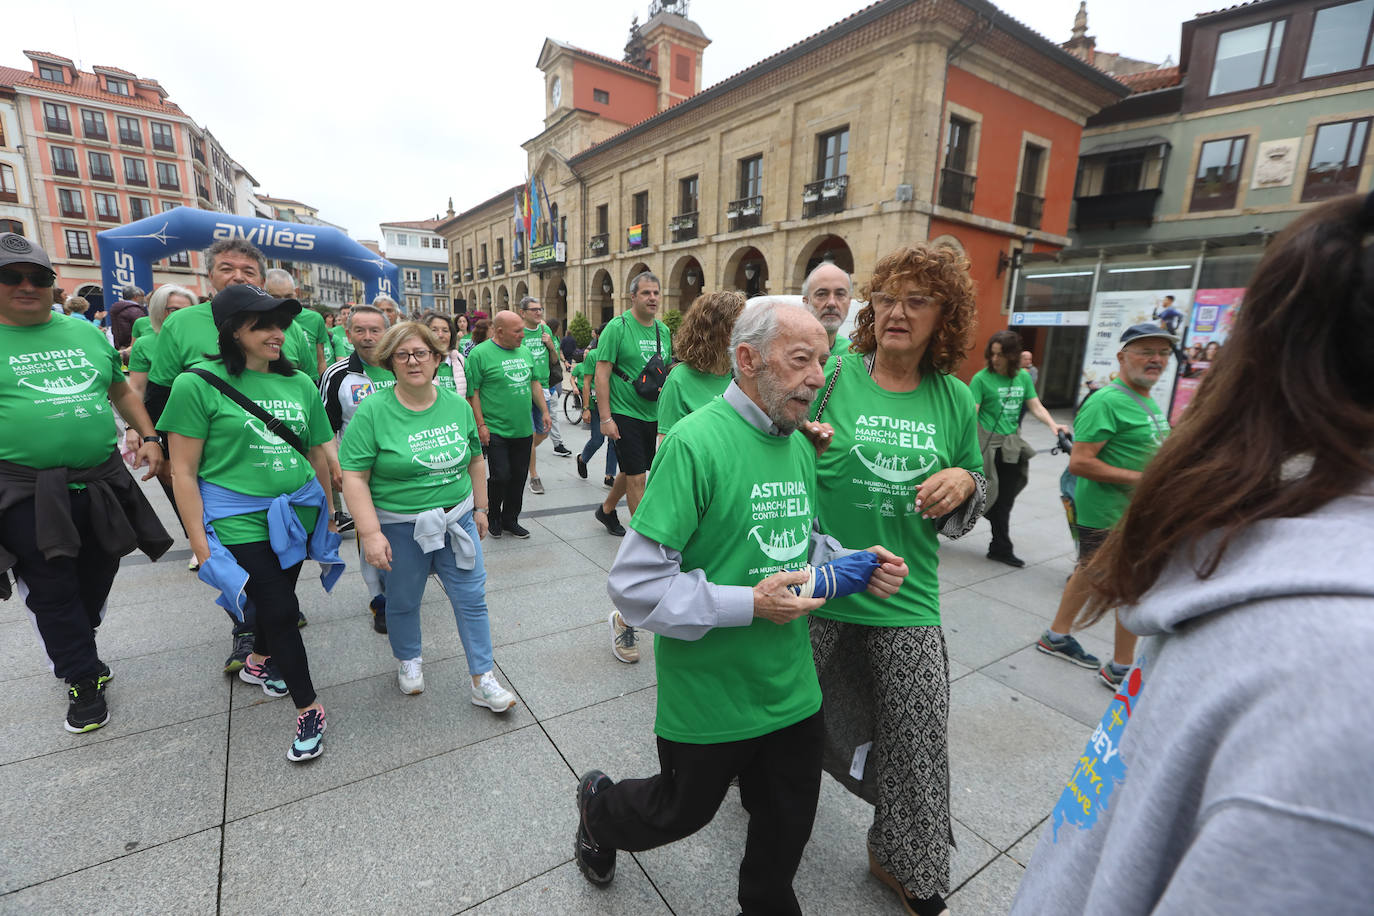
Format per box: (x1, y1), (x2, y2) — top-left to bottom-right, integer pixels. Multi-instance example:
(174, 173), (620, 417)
(0, 233), (54, 273)
(211, 283), (302, 328)
(1119, 323), (1178, 346)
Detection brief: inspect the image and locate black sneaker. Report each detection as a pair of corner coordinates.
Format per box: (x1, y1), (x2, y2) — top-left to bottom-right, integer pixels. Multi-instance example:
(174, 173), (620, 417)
(370, 595), (388, 634)
(553, 444), (572, 457)
(334, 511), (355, 533)
(506, 522), (531, 539)
(489, 519), (503, 539)
(594, 505), (626, 537)
(96, 661), (113, 690)
(576, 454), (588, 479)
(64, 677), (109, 733)
(574, 770), (616, 886)
(987, 549), (1026, 568)
(224, 632), (254, 674)
(286, 707), (326, 762)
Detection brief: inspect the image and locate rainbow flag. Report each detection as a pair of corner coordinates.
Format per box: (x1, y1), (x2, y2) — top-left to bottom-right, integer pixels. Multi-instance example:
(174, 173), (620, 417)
(628, 225), (644, 247)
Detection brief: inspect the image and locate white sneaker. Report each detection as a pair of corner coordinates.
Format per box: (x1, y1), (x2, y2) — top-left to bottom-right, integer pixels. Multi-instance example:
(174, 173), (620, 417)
(398, 657), (424, 695)
(471, 670), (516, 712)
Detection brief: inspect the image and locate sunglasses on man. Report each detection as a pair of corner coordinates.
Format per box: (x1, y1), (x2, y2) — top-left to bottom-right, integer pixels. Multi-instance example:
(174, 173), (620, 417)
(0, 267), (56, 288)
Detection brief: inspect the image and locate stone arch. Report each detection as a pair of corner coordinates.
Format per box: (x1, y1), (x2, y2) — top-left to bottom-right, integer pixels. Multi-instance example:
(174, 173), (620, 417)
(667, 254), (705, 313)
(928, 233), (966, 256)
(721, 246), (770, 297)
(496, 284), (509, 310)
(792, 234), (855, 293)
(482, 288), (492, 310)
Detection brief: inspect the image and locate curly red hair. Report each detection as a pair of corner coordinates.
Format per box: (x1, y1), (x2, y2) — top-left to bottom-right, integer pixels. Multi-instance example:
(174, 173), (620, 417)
(850, 244), (976, 375)
(675, 291), (746, 374)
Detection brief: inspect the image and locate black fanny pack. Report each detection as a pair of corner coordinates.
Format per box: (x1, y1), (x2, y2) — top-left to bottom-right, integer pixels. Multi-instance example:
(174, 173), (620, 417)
(612, 317), (669, 401)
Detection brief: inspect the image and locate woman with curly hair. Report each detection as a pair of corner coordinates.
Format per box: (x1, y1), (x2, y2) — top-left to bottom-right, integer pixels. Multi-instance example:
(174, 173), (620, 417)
(809, 244), (986, 916)
(656, 290), (746, 439)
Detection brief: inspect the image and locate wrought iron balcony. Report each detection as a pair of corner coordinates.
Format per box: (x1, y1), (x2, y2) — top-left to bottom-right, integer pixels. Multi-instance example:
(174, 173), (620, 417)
(670, 211), (698, 243)
(493, 259), (505, 276)
(477, 263), (488, 279)
(513, 254), (525, 270)
(589, 233), (609, 255)
(1014, 192), (1044, 230)
(802, 176), (848, 218)
(463, 268), (473, 281)
(938, 169), (976, 212)
(726, 195), (763, 231)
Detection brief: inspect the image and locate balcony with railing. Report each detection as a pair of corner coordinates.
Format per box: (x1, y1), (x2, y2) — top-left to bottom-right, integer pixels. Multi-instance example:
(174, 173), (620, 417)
(192, 144), (206, 164)
(45, 116), (71, 135)
(1013, 191), (1044, 230)
(627, 225), (649, 250)
(83, 125), (108, 142)
(462, 267), (473, 281)
(938, 168), (976, 212)
(493, 259), (504, 275)
(588, 233), (609, 256)
(477, 263), (488, 279)
(670, 212), (698, 243)
(118, 129), (142, 147)
(513, 252), (525, 270)
(60, 201), (85, 219)
(802, 176), (848, 219)
(404, 279), (421, 292)
(726, 196), (762, 231)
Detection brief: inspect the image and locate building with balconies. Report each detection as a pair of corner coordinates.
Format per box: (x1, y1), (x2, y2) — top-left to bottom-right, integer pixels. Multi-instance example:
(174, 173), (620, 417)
(381, 215), (450, 314)
(0, 71), (39, 243)
(438, 0), (1127, 371)
(1013, 0), (1374, 406)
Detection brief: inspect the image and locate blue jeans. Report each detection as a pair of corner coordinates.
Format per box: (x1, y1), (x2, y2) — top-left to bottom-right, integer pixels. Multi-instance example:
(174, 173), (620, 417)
(380, 513), (493, 676)
(581, 419), (619, 477)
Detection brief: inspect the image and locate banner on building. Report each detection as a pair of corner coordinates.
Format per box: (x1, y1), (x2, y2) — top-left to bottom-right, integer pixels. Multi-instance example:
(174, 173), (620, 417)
(529, 241), (566, 269)
(1169, 287), (1245, 424)
(1078, 288), (1192, 414)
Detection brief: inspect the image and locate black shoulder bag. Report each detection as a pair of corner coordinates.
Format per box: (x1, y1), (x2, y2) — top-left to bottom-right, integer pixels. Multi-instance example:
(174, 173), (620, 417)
(187, 368), (310, 457)
(612, 315), (669, 401)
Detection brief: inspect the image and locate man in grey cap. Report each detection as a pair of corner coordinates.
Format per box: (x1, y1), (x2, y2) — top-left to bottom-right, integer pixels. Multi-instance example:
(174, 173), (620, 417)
(1037, 323), (1175, 689)
(0, 233), (171, 733)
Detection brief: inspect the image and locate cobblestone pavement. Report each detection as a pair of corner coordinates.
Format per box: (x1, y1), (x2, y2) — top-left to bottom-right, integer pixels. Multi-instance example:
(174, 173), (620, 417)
(0, 409), (1112, 914)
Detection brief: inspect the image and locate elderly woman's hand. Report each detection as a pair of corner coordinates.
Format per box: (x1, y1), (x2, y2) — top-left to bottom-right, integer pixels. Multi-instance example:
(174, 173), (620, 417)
(798, 420), (835, 457)
(915, 468), (975, 520)
(864, 545), (908, 598)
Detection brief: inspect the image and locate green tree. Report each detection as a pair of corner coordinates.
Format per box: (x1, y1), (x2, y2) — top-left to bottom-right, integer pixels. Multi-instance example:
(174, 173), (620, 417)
(662, 308), (684, 341)
(569, 312), (593, 349)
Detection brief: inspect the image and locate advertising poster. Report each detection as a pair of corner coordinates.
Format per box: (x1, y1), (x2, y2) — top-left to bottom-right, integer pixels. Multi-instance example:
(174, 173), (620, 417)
(1078, 288), (1192, 414)
(1169, 287), (1245, 424)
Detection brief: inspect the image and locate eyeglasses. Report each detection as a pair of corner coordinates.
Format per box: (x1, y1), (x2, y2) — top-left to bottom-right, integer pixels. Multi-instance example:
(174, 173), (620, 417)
(394, 349), (435, 364)
(0, 267), (56, 288)
(871, 292), (934, 311)
(523, 306), (543, 313)
(1124, 347), (1172, 359)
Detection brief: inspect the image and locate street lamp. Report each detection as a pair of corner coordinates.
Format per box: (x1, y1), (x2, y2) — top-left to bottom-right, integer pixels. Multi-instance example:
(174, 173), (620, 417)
(685, 267), (700, 286)
(602, 278), (612, 295)
(744, 262), (757, 281)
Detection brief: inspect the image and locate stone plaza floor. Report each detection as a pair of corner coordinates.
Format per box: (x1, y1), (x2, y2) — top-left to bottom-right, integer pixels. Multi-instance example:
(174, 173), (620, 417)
(0, 408), (1119, 915)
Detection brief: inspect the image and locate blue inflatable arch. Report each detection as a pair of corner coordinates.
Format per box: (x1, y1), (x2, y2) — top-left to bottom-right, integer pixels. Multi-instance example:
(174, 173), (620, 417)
(96, 207), (399, 308)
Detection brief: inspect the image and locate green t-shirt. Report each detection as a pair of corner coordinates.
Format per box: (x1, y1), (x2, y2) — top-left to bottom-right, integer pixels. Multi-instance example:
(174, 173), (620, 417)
(631, 398), (821, 744)
(597, 313), (671, 422)
(130, 315), (152, 344)
(150, 300), (314, 385)
(293, 309), (328, 356)
(570, 348), (600, 412)
(521, 322), (552, 386)
(811, 361), (983, 627)
(464, 339), (536, 438)
(338, 387), (481, 514)
(434, 362), (457, 390)
(830, 335), (851, 358)
(457, 333), (473, 354)
(128, 332), (155, 374)
(159, 361), (333, 544)
(330, 325), (354, 359)
(656, 364), (730, 436)
(1073, 383), (1171, 529)
(0, 315), (123, 470)
(969, 367), (1035, 436)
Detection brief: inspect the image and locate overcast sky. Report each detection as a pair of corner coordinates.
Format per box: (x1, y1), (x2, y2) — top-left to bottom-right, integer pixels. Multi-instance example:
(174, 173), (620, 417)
(5, 0), (1204, 241)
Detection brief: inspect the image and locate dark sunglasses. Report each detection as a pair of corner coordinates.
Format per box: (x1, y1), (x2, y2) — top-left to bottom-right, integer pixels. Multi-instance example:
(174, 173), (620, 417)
(0, 267), (56, 288)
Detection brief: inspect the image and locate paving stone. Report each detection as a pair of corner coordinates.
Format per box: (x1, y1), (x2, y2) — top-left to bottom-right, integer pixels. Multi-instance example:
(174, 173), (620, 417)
(941, 588), (1050, 670)
(1006, 817), (1048, 867)
(486, 571), (618, 647)
(495, 620), (657, 720)
(947, 854), (1026, 915)
(0, 827), (220, 914)
(948, 673), (1089, 851)
(460, 860), (671, 915)
(0, 716), (227, 894)
(982, 643), (1116, 728)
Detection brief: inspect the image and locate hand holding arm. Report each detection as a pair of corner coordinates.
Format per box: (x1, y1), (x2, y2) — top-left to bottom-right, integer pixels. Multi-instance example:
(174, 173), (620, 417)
(752, 569), (825, 624)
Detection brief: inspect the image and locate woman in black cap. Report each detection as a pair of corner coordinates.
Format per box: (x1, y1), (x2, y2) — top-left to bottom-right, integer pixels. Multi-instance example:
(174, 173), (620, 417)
(161, 284), (342, 762)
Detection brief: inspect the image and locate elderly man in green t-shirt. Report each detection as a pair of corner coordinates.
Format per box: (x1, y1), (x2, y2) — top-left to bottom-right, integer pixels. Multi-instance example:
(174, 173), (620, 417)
(573, 301), (907, 916)
(1038, 323), (1174, 689)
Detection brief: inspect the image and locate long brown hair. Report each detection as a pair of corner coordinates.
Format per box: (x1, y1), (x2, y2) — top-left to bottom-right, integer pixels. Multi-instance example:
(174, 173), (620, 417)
(675, 291), (745, 375)
(851, 244), (976, 375)
(1081, 193), (1374, 622)
(985, 329), (1023, 377)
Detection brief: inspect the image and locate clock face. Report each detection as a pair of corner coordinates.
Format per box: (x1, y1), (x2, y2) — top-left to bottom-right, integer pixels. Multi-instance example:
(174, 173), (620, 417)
(551, 77), (562, 107)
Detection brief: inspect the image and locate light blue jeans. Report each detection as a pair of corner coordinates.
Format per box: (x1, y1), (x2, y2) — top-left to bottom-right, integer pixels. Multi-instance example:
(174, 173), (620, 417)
(380, 513), (493, 676)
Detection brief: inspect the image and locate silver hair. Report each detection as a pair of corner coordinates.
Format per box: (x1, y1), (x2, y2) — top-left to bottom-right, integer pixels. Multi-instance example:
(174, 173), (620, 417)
(519, 295), (540, 310)
(147, 284), (196, 331)
(801, 262), (851, 299)
(371, 294), (398, 310)
(628, 271), (660, 297)
(730, 300), (811, 376)
(264, 268), (295, 291)
(348, 303), (388, 329)
(121, 285), (145, 300)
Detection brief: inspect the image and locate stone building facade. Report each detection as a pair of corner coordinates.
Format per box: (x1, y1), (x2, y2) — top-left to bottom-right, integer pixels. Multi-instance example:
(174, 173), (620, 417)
(439, 0), (1127, 373)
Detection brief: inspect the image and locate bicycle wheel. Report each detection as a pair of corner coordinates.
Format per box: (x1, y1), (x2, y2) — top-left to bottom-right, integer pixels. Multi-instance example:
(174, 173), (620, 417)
(563, 388), (584, 424)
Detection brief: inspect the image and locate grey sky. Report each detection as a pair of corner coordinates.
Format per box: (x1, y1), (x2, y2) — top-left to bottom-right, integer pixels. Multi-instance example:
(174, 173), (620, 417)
(4, 0), (1202, 240)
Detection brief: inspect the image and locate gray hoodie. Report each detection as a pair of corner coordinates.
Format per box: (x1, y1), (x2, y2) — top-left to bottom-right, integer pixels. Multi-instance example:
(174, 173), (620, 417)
(1012, 484), (1374, 915)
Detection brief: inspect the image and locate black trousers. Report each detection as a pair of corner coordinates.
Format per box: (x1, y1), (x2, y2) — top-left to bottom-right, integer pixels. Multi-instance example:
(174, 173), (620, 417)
(225, 541), (315, 708)
(0, 491), (120, 683)
(586, 711), (824, 916)
(485, 433), (532, 528)
(986, 452), (1021, 555)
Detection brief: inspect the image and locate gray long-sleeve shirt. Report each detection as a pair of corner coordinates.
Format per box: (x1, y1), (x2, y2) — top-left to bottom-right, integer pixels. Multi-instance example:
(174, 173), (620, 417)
(606, 382), (846, 641)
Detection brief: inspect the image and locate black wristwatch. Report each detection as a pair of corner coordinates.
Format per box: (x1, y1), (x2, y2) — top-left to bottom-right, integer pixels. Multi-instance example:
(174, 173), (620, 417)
(142, 435), (164, 444)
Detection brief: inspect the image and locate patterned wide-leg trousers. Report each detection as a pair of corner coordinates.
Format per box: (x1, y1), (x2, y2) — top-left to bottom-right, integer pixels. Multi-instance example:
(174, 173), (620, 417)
(811, 617), (952, 898)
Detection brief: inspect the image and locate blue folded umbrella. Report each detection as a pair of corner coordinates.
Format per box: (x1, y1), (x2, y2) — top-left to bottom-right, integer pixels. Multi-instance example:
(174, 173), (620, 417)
(788, 551), (881, 599)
